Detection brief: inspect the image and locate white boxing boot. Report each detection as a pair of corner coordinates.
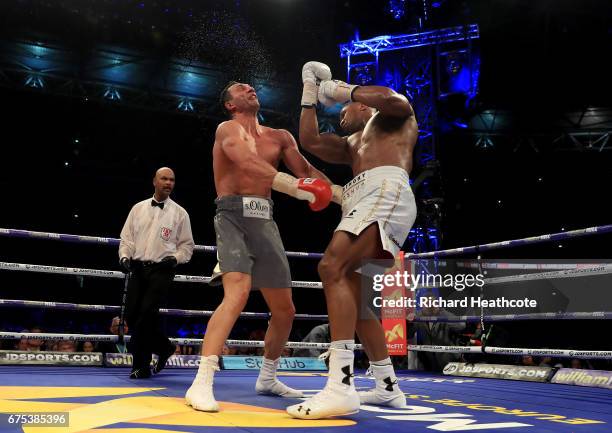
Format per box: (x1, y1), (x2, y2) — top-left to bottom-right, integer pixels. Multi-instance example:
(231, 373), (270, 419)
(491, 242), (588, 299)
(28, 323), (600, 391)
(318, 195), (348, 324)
(287, 348), (360, 419)
(255, 357), (304, 398)
(185, 355), (220, 412)
(358, 359), (406, 408)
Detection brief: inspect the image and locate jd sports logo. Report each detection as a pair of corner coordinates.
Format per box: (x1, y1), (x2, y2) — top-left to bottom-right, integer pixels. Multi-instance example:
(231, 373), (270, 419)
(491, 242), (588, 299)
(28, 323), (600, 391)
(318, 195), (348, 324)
(443, 363), (459, 374)
(341, 365), (354, 386)
(383, 376), (398, 392)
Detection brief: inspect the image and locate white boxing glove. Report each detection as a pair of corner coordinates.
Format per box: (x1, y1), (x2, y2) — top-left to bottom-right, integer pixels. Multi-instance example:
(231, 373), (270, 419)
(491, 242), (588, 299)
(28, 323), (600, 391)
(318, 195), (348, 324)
(301, 61), (332, 107)
(318, 80), (359, 106)
(302, 61), (332, 84)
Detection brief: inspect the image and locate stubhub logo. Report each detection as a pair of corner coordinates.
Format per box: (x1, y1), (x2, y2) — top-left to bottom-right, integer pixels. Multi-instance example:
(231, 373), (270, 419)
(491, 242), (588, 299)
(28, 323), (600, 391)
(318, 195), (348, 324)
(244, 357), (306, 369)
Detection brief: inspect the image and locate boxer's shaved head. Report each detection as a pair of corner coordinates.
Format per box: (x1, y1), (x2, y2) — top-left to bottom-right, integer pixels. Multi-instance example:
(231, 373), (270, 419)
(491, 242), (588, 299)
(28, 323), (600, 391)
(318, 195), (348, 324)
(339, 102), (375, 134)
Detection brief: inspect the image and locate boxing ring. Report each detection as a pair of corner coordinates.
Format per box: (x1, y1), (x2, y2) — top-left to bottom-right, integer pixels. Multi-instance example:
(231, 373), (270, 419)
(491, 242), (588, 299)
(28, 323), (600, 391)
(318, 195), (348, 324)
(1, 366), (611, 432)
(1, 226), (612, 432)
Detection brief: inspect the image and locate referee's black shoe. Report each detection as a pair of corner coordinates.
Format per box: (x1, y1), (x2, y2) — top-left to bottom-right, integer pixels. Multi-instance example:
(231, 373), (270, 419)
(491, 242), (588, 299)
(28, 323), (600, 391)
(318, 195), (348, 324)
(129, 367), (152, 379)
(152, 343), (176, 375)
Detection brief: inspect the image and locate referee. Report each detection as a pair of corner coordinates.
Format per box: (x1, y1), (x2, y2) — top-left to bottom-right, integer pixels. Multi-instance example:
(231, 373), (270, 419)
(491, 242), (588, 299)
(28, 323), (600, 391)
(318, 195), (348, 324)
(119, 167), (195, 378)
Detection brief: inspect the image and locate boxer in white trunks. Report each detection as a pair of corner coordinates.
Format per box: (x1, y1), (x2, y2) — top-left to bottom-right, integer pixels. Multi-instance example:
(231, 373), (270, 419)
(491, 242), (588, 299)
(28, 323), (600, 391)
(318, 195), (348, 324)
(287, 62), (418, 419)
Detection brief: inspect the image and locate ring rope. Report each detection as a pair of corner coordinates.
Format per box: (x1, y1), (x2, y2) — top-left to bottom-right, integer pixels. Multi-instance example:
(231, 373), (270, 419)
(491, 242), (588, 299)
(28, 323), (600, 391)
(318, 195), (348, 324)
(408, 224), (612, 258)
(476, 263), (612, 285)
(369, 263), (612, 291)
(1, 298), (609, 321)
(4, 224), (612, 260)
(0, 228), (324, 259)
(0, 262), (612, 289)
(3, 260), (610, 291)
(0, 262), (323, 289)
(456, 261), (607, 270)
(0, 332), (356, 350)
(412, 312), (612, 321)
(2, 332), (610, 359)
(0, 299), (328, 320)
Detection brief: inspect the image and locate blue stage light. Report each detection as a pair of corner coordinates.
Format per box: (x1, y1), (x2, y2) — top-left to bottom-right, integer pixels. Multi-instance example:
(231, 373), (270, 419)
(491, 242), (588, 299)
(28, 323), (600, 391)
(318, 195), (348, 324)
(387, 0), (406, 20)
(24, 74), (44, 88)
(103, 87), (121, 101)
(177, 98), (194, 112)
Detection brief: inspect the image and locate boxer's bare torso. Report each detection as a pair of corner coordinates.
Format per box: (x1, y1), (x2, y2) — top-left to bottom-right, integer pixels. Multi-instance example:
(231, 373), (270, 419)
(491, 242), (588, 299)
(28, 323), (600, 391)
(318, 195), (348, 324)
(213, 120), (292, 198)
(345, 111), (418, 176)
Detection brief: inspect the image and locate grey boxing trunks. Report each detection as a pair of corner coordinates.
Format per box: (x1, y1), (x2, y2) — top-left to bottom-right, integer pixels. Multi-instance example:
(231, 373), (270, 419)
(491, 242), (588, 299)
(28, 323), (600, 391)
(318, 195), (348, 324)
(209, 195), (292, 290)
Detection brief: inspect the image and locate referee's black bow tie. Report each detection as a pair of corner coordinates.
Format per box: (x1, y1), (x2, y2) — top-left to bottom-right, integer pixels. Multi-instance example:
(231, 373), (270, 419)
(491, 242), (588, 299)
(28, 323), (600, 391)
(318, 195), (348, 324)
(151, 200), (165, 209)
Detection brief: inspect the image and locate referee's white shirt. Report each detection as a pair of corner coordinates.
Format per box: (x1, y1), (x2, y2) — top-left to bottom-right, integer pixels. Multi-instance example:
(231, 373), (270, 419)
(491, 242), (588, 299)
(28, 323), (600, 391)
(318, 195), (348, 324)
(119, 196), (194, 264)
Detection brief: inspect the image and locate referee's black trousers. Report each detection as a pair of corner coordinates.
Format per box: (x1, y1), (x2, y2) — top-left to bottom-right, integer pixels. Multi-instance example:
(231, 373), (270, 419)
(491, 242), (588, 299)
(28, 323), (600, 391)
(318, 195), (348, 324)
(125, 262), (175, 370)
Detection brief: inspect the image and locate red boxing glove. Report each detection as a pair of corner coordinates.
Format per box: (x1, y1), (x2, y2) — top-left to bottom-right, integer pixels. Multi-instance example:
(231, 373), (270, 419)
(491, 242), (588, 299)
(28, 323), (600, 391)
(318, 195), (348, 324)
(297, 178), (332, 211)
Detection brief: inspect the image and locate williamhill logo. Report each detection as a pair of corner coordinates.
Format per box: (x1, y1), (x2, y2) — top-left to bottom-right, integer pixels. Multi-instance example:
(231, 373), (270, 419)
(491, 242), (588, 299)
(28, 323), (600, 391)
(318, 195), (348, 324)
(105, 354), (133, 366)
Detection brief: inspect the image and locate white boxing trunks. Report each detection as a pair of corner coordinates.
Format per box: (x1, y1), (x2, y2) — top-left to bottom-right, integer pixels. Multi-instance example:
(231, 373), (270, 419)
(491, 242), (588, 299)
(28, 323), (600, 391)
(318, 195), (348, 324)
(336, 165), (416, 257)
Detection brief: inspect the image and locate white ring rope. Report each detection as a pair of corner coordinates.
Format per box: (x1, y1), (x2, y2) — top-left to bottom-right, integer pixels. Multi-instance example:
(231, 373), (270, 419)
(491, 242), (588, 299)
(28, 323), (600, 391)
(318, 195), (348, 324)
(0, 262), (322, 289)
(0, 332), (359, 350)
(456, 261), (606, 271)
(0, 299), (328, 321)
(3, 298), (609, 322)
(482, 263), (612, 285)
(2, 332), (610, 359)
(3, 261), (612, 291)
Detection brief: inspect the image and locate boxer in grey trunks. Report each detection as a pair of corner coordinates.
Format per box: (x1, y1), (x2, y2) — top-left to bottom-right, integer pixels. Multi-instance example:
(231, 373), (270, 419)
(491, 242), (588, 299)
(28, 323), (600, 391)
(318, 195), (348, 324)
(185, 81), (341, 412)
(210, 195), (291, 289)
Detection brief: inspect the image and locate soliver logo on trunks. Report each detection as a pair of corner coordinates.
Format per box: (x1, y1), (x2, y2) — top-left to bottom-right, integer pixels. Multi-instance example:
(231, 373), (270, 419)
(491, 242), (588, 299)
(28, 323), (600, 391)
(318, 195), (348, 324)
(246, 200), (269, 213)
(242, 197), (271, 219)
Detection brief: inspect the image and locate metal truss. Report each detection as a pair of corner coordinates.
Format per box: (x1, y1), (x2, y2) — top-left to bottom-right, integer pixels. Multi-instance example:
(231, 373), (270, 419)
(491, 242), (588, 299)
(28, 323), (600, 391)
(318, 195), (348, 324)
(466, 108), (612, 152)
(406, 227), (441, 254)
(339, 24), (479, 58)
(406, 57), (436, 165)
